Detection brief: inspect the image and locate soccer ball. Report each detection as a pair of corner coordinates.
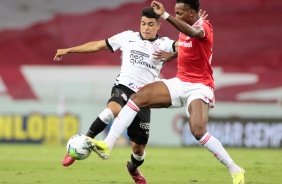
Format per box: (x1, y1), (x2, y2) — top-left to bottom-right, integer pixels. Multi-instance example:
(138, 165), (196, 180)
(66, 134), (91, 160)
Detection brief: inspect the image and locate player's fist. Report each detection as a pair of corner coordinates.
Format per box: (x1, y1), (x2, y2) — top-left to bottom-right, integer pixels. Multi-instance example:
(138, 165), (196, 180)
(151, 1), (165, 16)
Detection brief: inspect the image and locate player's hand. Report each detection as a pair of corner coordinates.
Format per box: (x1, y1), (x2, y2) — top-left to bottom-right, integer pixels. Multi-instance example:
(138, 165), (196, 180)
(53, 49), (69, 61)
(151, 1), (165, 16)
(153, 50), (176, 62)
(199, 9), (208, 20)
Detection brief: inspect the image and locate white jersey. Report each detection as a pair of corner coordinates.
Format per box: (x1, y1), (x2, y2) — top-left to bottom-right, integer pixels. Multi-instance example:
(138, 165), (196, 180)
(106, 30), (176, 92)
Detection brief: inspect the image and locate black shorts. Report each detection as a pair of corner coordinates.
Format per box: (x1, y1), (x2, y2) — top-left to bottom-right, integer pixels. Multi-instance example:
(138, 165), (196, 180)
(108, 84), (150, 145)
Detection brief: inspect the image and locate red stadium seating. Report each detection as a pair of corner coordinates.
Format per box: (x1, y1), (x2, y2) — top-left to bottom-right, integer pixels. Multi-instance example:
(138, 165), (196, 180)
(0, 0), (281, 102)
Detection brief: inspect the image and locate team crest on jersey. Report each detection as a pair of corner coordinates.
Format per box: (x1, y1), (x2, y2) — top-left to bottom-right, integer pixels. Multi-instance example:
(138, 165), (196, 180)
(151, 42), (160, 51)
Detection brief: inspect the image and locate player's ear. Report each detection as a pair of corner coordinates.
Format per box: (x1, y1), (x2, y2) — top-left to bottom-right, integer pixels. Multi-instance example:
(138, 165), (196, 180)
(158, 22), (161, 30)
(190, 9), (196, 16)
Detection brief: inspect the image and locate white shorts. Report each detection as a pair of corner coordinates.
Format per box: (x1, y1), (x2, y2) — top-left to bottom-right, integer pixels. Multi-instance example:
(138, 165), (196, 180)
(162, 77), (215, 116)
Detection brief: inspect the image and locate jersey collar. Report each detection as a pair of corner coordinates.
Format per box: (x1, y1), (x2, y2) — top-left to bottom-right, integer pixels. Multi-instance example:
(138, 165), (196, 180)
(139, 32), (158, 42)
(192, 17), (202, 27)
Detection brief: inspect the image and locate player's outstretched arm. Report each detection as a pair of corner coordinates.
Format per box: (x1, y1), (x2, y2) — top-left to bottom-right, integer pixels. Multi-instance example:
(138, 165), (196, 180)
(53, 40), (109, 61)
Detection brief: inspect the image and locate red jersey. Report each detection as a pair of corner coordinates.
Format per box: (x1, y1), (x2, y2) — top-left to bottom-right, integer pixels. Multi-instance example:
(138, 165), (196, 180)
(176, 18), (214, 89)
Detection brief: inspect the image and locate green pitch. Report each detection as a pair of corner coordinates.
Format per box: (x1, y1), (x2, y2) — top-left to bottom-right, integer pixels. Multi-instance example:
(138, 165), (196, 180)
(1, 145), (281, 184)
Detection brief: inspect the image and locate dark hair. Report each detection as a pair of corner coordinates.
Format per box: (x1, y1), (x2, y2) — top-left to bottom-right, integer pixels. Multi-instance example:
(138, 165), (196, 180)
(176, 0), (200, 12)
(141, 7), (160, 22)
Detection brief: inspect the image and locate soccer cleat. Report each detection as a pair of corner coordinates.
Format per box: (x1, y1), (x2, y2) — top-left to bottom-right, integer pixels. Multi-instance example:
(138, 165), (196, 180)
(62, 154), (75, 167)
(126, 161), (147, 184)
(232, 168), (246, 184)
(87, 137), (110, 160)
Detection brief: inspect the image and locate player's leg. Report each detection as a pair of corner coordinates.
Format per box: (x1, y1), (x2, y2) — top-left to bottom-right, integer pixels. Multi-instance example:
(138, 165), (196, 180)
(87, 85), (128, 138)
(102, 81), (171, 150)
(188, 99), (245, 183)
(86, 101), (120, 138)
(126, 142), (147, 184)
(62, 102), (118, 166)
(126, 110), (150, 184)
(127, 142), (146, 173)
(92, 79), (181, 158)
(63, 85), (126, 166)
(131, 81), (172, 108)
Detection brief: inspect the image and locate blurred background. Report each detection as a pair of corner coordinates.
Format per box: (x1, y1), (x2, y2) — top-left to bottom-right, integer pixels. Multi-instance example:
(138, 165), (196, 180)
(0, 0), (282, 148)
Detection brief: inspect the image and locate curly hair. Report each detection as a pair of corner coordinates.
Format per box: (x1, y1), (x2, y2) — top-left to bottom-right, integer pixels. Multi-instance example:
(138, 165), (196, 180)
(176, 0), (200, 12)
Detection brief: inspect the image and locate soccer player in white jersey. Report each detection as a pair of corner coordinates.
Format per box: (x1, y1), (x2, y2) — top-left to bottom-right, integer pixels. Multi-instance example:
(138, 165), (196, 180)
(89, 0), (246, 183)
(54, 7), (176, 184)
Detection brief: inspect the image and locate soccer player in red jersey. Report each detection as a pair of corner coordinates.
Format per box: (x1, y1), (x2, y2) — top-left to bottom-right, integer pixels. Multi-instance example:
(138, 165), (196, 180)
(91, 0), (245, 183)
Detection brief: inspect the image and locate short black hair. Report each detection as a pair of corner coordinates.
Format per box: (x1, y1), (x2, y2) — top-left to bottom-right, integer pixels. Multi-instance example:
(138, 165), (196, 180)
(176, 0), (200, 12)
(141, 7), (160, 22)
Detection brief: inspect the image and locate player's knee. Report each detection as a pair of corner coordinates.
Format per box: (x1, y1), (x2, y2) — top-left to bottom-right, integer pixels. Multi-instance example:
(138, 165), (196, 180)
(190, 127), (206, 140)
(130, 92), (148, 107)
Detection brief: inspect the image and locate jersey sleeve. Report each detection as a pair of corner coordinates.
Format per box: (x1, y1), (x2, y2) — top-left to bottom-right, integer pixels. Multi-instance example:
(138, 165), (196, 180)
(197, 20), (212, 40)
(106, 30), (132, 53)
(159, 37), (176, 53)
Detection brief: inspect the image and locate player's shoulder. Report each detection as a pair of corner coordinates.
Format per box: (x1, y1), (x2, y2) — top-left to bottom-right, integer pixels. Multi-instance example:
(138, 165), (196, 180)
(199, 19), (213, 29)
(157, 36), (174, 42)
(122, 30), (134, 34)
(194, 19), (212, 35)
(121, 30), (137, 35)
(203, 20), (212, 27)
(119, 30), (140, 38)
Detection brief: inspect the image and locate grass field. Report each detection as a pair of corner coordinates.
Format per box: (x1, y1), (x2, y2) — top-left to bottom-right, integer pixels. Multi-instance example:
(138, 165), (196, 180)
(1, 145), (281, 184)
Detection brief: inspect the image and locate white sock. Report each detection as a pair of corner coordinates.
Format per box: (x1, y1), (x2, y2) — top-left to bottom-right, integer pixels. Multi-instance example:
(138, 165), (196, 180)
(132, 151), (146, 161)
(99, 108), (114, 124)
(199, 132), (241, 175)
(104, 99), (139, 150)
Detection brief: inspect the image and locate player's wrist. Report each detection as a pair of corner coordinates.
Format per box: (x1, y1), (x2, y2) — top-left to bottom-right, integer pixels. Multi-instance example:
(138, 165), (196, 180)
(161, 12), (170, 20)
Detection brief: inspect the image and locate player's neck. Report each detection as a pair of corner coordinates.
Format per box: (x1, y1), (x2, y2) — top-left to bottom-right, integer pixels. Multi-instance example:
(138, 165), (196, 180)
(191, 16), (201, 25)
(139, 32), (158, 42)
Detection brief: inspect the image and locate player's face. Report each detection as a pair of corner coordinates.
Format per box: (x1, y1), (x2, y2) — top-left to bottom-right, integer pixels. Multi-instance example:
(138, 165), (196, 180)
(140, 16), (160, 40)
(175, 3), (195, 25)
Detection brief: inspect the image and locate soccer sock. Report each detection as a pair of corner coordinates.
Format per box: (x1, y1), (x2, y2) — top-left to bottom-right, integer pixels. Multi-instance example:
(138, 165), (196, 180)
(128, 152), (145, 173)
(104, 99), (139, 150)
(199, 132), (241, 175)
(86, 108), (114, 138)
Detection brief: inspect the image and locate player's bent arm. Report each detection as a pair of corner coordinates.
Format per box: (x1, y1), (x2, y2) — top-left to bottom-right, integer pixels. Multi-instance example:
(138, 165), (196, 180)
(167, 41), (178, 62)
(153, 50), (177, 62)
(153, 41), (178, 62)
(164, 41), (178, 62)
(151, 1), (204, 38)
(54, 40), (109, 61)
(166, 17), (204, 38)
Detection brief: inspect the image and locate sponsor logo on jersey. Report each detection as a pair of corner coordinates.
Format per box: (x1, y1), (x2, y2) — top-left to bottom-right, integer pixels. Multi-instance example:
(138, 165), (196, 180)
(128, 83), (141, 90)
(139, 121), (150, 130)
(130, 50), (149, 58)
(179, 40), (192, 48)
(130, 50), (156, 69)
